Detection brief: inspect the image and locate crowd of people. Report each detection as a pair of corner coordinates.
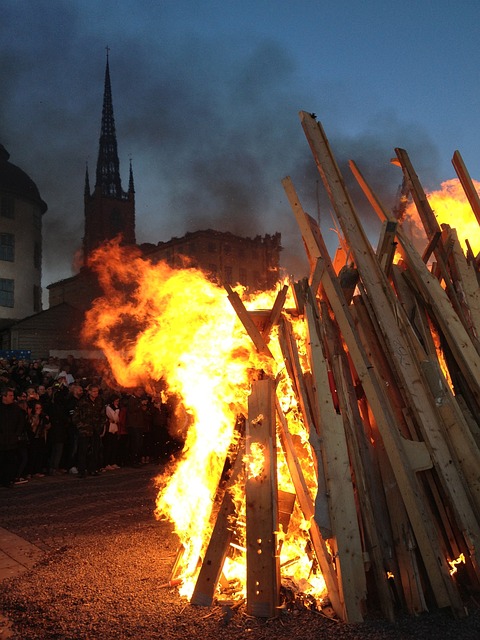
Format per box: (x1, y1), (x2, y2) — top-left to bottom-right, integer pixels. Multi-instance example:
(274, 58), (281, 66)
(0, 355), (184, 488)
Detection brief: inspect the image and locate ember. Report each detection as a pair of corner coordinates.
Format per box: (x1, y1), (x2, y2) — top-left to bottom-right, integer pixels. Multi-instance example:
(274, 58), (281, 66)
(83, 112), (480, 625)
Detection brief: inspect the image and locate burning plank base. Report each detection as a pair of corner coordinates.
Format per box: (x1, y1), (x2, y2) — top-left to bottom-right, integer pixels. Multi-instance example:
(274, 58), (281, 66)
(180, 116), (480, 622)
(83, 114), (480, 624)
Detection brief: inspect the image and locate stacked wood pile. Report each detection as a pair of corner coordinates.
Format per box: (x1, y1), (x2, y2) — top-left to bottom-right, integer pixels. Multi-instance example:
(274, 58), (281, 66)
(180, 113), (480, 624)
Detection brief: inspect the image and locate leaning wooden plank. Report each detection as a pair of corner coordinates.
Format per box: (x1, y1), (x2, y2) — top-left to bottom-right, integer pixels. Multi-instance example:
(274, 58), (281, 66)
(448, 227), (480, 343)
(191, 438), (246, 606)
(225, 283), (275, 360)
(245, 378), (280, 618)
(351, 299), (429, 614)
(452, 150), (480, 227)
(261, 284), (289, 342)
(290, 123), (465, 613)
(325, 155), (480, 563)
(350, 157), (480, 406)
(394, 148), (471, 334)
(303, 297), (366, 622)
(277, 318), (330, 535)
(275, 398), (343, 618)
(320, 297), (396, 620)
(376, 219), (398, 277)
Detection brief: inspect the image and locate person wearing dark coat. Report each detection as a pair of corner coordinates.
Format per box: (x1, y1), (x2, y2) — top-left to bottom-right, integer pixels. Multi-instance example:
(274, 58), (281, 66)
(0, 388), (26, 487)
(72, 384), (105, 478)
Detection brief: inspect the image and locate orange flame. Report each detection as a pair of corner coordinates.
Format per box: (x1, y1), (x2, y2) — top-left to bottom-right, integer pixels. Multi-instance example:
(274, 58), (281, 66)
(402, 178), (480, 255)
(82, 240), (324, 601)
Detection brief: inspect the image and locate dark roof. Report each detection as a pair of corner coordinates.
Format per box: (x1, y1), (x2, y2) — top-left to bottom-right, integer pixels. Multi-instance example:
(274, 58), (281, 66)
(0, 144), (47, 214)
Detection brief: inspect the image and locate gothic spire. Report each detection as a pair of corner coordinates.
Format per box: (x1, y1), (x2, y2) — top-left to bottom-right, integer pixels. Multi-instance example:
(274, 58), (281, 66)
(84, 162), (90, 197)
(128, 158), (135, 194)
(95, 49), (123, 198)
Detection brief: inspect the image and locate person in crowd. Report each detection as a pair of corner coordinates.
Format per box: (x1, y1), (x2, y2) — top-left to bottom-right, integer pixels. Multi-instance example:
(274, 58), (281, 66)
(65, 383), (84, 474)
(140, 395), (154, 464)
(72, 384), (106, 478)
(103, 395), (121, 470)
(150, 395), (170, 465)
(0, 388), (26, 487)
(14, 391), (30, 484)
(37, 384), (49, 408)
(46, 374), (70, 475)
(27, 401), (50, 477)
(27, 360), (44, 385)
(116, 394), (130, 467)
(125, 387), (148, 468)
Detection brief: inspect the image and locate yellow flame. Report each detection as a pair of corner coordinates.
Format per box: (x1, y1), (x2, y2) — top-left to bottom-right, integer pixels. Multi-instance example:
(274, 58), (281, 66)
(83, 240), (326, 602)
(449, 552), (465, 576)
(245, 442), (265, 479)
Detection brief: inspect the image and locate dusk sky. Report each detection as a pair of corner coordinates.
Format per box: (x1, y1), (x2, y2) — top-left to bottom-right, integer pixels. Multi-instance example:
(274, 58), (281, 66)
(2, 1), (480, 300)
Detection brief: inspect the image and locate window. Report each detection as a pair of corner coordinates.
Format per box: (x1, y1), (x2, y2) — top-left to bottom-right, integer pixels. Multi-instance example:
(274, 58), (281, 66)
(0, 233), (14, 261)
(1, 196), (14, 218)
(224, 266), (233, 283)
(0, 279), (14, 307)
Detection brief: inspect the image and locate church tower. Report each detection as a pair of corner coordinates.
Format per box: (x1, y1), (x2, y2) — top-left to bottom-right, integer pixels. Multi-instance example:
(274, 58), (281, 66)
(83, 51), (135, 263)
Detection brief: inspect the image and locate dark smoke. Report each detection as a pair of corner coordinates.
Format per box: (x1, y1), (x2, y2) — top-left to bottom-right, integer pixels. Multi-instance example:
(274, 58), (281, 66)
(1, 1), (445, 300)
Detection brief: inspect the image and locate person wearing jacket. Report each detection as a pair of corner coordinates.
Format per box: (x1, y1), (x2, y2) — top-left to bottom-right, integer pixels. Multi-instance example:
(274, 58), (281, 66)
(72, 384), (105, 478)
(0, 387), (26, 487)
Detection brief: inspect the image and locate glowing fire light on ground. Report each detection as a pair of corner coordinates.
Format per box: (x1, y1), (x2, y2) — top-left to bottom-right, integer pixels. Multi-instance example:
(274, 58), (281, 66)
(83, 240), (324, 603)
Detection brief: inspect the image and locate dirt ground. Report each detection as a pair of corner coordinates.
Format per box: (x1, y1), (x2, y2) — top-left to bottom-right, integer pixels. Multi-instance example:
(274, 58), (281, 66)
(0, 466), (479, 640)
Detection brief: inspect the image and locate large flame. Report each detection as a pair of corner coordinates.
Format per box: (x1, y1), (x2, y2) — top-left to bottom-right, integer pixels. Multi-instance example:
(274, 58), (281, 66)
(83, 239), (324, 601)
(402, 178), (480, 254)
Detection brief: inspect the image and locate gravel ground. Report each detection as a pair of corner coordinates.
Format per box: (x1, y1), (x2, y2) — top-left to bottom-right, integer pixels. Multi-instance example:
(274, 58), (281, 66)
(1, 467), (479, 640)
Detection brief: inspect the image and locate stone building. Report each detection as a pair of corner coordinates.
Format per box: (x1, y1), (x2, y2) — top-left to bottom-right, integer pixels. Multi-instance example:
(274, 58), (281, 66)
(0, 144), (47, 323)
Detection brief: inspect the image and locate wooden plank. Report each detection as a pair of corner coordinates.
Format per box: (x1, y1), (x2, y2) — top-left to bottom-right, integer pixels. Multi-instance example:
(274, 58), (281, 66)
(348, 159), (480, 564)
(289, 122), (465, 613)
(349, 159), (480, 438)
(225, 283), (275, 359)
(394, 148), (470, 329)
(303, 296), (366, 622)
(376, 220), (398, 277)
(452, 150), (480, 227)
(449, 228), (480, 343)
(350, 299), (429, 613)
(261, 284), (289, 342)
(245, 378), (280, 618)
(191, 439), (246, 606)
(275, 398), (343, 617)
(320, 298), (396, 620)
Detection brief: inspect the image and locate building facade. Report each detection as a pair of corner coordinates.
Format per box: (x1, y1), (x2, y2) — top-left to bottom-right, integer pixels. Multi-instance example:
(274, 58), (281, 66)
(0, 144), (47, 322)
(142, 229), (281, 291)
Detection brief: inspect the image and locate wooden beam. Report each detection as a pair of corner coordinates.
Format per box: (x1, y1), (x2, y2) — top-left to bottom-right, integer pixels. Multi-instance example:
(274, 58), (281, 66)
(304, 295), (366, 622)
(452, 150), (480, 227)
(246, 378), (280, 618)
(225, 283), (275, 360)
(376, 219), (398, 277)
(349, 159), (480, 409)
(275, 398), (342, 617)
(290, 120), (465, 613)
(191, 439), (246, 606)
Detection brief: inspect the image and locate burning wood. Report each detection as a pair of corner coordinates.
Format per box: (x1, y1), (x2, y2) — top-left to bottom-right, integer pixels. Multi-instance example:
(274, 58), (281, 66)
(82, 113), (480, 624)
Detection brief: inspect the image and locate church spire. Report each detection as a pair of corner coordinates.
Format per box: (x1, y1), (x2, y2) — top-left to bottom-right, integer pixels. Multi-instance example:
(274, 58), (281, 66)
(95, 48), (123, 198)
(83, 50), (136, 263)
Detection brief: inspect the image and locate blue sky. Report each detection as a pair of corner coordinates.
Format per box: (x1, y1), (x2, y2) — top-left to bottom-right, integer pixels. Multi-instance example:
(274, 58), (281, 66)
(2, 0), (479, 293)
